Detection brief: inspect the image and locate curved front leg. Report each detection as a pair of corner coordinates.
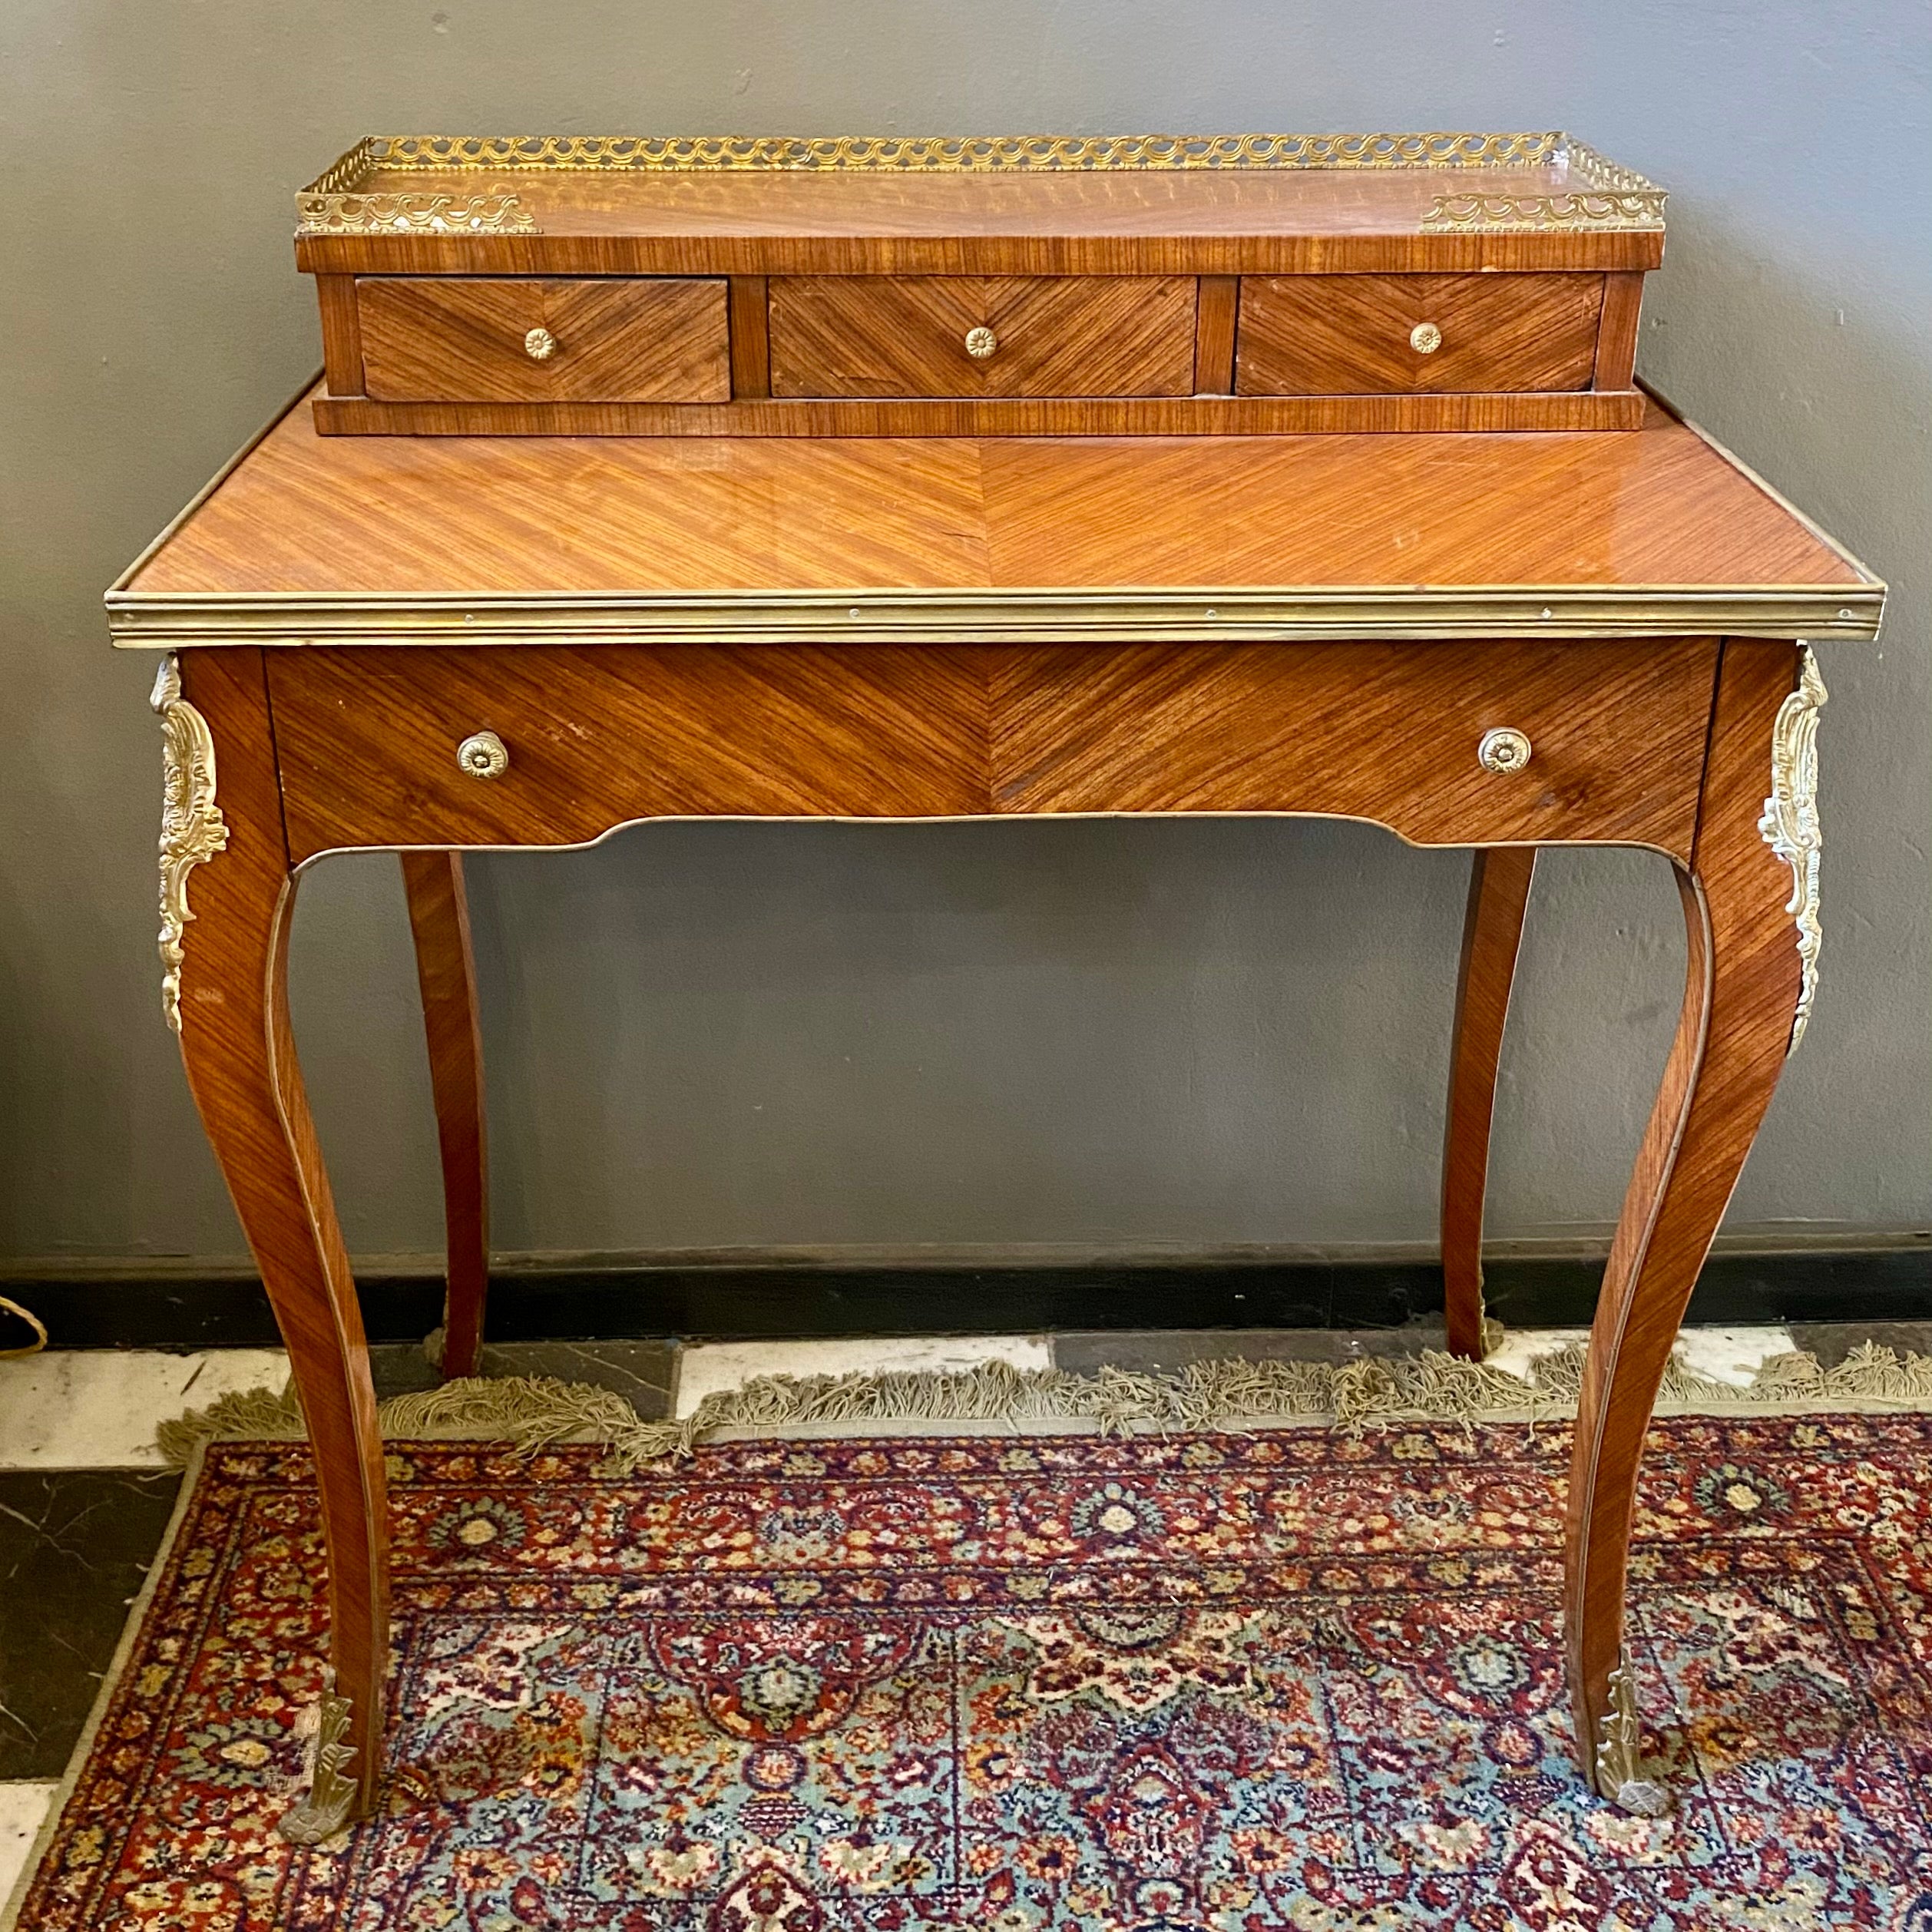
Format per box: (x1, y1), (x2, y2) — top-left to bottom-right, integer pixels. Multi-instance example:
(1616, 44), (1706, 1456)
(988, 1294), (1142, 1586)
(157, 649), (388, 1838)
(1441, 846), (1537, 1358)
(401, 851), (490, 1380)
(1566, 640), (1819, 1808)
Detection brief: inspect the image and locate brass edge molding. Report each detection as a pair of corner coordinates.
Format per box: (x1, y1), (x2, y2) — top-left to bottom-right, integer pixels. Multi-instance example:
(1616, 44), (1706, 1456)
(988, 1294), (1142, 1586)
(1758, 646), (1827, 1054)
(1593, 1652), (1670, 1815)
(294, 131), (1662, 235)
(279, 1670), (359, 1845)
(151, 655), (229, 1034)
(105, 584), (1888, 647)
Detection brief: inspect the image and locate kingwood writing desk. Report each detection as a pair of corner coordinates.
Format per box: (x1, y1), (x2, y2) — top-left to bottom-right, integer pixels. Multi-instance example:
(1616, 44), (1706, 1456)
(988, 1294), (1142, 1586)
(109, 385), (1881, 1837)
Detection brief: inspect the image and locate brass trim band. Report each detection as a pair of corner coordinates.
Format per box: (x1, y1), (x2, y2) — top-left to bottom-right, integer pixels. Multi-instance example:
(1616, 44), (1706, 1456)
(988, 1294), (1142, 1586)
(108, 584), (1886, 648)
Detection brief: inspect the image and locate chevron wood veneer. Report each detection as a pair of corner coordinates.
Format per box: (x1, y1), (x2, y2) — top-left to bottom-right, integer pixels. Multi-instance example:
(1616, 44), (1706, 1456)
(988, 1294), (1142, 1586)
(114, 389), (1873, 621)
(1236, 271), (1605, 395)
(359, 275), (730, 403)
(265, 637), (1716, 861)
(769, 275), (1197, 398)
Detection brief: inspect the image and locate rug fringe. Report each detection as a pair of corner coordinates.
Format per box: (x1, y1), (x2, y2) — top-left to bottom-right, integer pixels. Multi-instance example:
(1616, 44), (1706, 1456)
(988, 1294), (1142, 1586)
(153, 1336), (1932, 1474)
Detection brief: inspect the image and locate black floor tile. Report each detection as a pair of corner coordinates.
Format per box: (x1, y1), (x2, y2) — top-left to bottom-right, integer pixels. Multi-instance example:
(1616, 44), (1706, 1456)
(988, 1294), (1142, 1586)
(1785, 1319), (1932, 1371)
(1053, 1317), (1451, 1378)
(0, 1470), (180, 1780)
(485, 1341), (676, 1418)
(374, 1339), (675, 1414)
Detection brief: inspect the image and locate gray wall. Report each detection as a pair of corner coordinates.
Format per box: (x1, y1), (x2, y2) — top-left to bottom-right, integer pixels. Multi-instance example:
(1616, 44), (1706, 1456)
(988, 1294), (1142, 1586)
(2, 1), (1926, 1272)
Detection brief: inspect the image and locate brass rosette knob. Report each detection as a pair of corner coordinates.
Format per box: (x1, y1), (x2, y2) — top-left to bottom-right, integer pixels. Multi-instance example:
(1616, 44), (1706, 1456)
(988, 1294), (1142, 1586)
(1477, 727), (1533, 774)
(964, 326), (999, 359)
(524, 326), (558, 362)
(457, 730), (510, 779)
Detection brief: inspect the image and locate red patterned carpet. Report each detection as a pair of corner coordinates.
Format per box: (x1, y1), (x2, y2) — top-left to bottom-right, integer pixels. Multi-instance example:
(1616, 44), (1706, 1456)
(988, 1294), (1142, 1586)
(12, 1415), (1932, 1930)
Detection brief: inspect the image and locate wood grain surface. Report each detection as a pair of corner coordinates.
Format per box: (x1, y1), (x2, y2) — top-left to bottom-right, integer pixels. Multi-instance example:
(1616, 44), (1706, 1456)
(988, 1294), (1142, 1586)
(314, 275), (364, 396)
(400, 852), (490, 1381)
(312, 391), (1643, 437)
(264, 639), (1716, 862)
(1236, 273), (1604, 395)
(769, 275), (1198, 398)
(1193, 276), (1240, 394)
(1563, 640), (1810, 1786)
(1593, 271), (1645, 391)
(359, 276), (729, 403)
(727, 275), (772, 397)
(169, 648), (389, 1821)
(120, 394), (1872, 614)
(1441, 846), (1537, 1358)
(986, 640), (1715, 846)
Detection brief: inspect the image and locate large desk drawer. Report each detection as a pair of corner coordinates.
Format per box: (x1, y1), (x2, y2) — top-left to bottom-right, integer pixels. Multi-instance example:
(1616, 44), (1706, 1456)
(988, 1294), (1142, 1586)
(991, 637), (1716, 852)
(267, 640), (1715, 864)
(269, 644), (988, 858)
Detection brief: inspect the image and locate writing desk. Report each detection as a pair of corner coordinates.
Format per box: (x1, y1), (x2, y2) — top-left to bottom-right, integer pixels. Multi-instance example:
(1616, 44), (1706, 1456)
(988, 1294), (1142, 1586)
(110, 385), (1881, 1836)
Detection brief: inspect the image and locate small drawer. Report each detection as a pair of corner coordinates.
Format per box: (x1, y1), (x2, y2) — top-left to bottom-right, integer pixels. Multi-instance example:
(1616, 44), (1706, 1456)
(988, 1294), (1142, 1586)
(357, 277), (731, 403)
(1236, 273), (1605, 395)
(769, 276), (1197, 398)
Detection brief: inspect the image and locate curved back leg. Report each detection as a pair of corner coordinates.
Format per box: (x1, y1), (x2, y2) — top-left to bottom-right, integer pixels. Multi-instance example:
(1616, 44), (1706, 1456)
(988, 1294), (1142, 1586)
(161, 649), (388, 1836)
(401, 851), (490, 1379)
(1441, 846), (1537, 1359)
(1566, 640), (1815, 1808)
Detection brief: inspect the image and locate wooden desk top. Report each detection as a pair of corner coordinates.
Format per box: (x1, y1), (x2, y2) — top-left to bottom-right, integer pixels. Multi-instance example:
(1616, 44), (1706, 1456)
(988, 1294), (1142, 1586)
(111, 387), (1881, 648)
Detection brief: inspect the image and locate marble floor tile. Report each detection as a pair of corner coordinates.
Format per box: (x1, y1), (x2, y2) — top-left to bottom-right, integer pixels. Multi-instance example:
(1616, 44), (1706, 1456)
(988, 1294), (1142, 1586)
(0, 1781), (58, 1914)
(0, 1471), (181, 1779)
(674, 1335), (1052, 1421)
(0, 1351), (286, 1471)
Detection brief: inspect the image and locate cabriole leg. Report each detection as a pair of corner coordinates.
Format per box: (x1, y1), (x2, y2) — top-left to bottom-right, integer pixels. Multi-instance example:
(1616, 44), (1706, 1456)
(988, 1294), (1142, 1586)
(401, 851), (490, 1380)
(1441, 845), (1537, 1359)
(1566, 640), (1820, 1809)
(156, 648), (388, 1838)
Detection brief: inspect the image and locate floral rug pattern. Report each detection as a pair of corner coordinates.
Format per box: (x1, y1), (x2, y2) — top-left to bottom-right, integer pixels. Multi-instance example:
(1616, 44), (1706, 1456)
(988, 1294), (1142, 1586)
(13, 1415), (1932, 1930)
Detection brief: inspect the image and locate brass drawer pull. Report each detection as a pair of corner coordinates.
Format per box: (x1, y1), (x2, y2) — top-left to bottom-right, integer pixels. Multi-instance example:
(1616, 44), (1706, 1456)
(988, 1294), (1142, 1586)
(964, 325), (999, 359)
(524, 326), (558, 362)
(1410, 321), (1443, 355)
(457, 729), (510, 779)
(1477, 727), (1533, 774)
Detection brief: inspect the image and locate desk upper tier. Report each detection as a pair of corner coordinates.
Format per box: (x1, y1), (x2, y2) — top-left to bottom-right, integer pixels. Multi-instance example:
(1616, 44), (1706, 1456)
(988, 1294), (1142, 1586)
(108, 386), (1881, 647)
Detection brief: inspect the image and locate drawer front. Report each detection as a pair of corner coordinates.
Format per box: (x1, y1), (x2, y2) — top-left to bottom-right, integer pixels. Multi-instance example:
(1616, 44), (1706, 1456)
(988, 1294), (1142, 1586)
(269, 640), (1715, 863)
(991, 638), (1717, 854)
(358, 277), (730, 403)
(269, 644), (988, 858)
(1236, 273), (1605, 395)
(769, 276), (1197, 398)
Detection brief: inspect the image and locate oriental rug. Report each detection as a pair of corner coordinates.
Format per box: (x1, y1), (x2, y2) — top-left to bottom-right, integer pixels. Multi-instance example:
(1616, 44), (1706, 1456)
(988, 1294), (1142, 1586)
(11, 1414), (1932, 1931)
